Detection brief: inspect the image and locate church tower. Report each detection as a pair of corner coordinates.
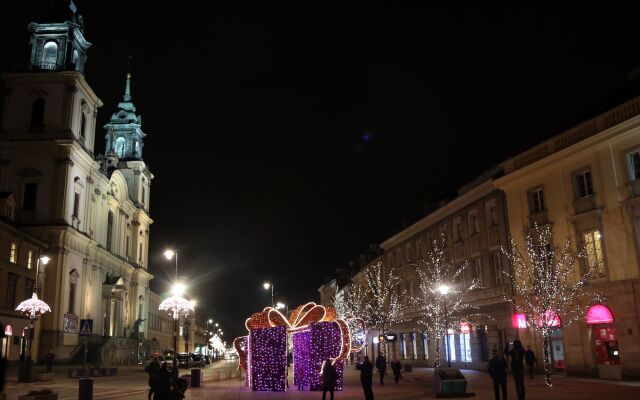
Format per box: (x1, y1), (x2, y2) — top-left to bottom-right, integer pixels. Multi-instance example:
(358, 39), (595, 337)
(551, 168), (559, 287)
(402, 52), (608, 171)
(103, 74), (146, 160)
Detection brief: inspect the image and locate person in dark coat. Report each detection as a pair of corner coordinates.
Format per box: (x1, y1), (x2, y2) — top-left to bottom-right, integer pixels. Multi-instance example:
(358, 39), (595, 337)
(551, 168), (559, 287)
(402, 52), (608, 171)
(153, 362), (171, 400)
(524, 345), (537, 379)
(45, 350), (55, 373)
(390, 357), (402, 384)
(488, 349), (508, 400)
(357, 356), (374, 400)
(145, 357), (161, 400)
(321, 358), (337, 400)
(505, 340), (526, 400)
(375, 352), (386, 385)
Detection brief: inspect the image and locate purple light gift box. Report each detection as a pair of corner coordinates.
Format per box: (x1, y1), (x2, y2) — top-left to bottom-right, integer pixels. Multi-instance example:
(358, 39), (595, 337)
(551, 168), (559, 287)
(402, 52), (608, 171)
(249, 326), (287, 391)
(293, 321), (344, 391)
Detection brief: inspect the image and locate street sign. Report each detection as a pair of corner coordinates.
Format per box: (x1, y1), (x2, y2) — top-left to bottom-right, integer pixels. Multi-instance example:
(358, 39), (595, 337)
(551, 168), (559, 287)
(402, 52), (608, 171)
(79, 319), (93, 336)
(385, 333), (397, 342)
(4, 325), (12, 336)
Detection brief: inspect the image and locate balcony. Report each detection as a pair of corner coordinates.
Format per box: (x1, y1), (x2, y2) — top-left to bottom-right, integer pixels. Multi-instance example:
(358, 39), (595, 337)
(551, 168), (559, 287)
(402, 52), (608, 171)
(35, 61), (59, 71)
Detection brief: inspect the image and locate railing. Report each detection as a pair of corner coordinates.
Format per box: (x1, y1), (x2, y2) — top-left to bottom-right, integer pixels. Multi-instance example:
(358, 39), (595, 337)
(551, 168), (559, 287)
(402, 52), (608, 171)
(36, 61), (59, 71)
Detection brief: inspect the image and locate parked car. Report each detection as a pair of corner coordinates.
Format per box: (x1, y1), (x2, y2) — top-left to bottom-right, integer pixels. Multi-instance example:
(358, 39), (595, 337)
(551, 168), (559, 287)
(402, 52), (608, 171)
(177, 353), (192, 369)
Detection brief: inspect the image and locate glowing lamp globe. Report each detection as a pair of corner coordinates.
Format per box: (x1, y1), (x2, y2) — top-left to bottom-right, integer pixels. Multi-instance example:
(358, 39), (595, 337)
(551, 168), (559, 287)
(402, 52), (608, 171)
(16, 293), (51, 319)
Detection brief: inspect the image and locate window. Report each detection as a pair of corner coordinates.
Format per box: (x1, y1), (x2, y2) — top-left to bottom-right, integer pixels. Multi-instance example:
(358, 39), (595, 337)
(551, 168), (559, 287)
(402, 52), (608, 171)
(474, 258), (483, 286)
(412, 333), (418, 360)
(401, 334), (407, 359)
(42, 41), (58, 65)
(68, 282), (76, 314)
(25, 278), (34, 297)
(628, 151), (640, 180)
(141, 186), (146, 205)
(486, 200), (497, 227)
(6, 273), (18, 309)
(493, 253), (503, 286)
(530, 187), (546, 213)
(583, 230), (606, 279)
(406, 243), (412, 262)
(115, 137), (126, 157)
(23, 182), (38, 211)
(27, 250), (33, 269)
(422, 333), (429, 359)
(30, 99), (45, 126)
(575, 169), (594, 198)
(139, 242), (144, 265)
(453, 218), (462, 242)
(460, 333), (472, 362)
(9, 242), (18, 263)
(106, 211), (114, 251)
(468, 210), (479, 234)
(445, 333), (456, 361)
(73, 192), (80, 218)
(126, 236), (130, 260)
(80, 112), (87, 138)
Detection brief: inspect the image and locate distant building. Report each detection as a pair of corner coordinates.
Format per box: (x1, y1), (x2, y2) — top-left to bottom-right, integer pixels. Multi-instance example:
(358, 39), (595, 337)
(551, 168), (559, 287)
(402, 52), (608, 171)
(147, 291), (173, 356)
(0, 1), (154, 363)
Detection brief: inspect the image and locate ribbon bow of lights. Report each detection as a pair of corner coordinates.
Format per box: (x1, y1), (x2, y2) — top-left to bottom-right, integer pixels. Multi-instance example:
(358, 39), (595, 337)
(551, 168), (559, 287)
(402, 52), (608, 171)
(15, 292), (51, 319)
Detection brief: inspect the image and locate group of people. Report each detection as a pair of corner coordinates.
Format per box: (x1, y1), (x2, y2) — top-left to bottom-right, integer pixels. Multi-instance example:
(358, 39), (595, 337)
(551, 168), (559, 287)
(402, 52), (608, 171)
(488, 340), (538, 400)
(145, 358), (187, 400)
(353, 352), (403, 400)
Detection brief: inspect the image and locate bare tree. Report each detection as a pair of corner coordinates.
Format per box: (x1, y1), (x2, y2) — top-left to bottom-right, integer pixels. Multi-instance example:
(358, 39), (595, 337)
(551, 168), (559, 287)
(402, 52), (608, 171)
(412, 234), (481, 368)
(502, 224), (604, 387)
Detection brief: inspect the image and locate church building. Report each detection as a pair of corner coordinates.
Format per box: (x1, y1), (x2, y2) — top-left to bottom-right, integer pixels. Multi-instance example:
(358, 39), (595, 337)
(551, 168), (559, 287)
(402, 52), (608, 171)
(0, 1), (154, 363)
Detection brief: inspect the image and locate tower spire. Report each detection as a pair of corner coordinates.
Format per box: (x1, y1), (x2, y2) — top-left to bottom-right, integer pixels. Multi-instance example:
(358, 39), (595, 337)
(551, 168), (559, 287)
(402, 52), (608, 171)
(124, 73), (132, 102)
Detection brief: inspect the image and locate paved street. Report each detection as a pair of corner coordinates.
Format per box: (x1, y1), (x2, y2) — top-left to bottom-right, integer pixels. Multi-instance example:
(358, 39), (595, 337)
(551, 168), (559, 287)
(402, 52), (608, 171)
(4, 361), (640, 400)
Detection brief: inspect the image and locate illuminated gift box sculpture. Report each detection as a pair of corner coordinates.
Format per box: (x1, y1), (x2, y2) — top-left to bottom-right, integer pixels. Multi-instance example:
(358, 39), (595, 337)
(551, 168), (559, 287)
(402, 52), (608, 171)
(236, 302), (362, 392)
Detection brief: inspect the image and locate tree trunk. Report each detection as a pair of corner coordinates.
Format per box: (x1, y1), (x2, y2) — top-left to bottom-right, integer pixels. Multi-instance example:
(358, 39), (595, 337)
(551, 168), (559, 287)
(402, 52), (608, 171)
(542, 330), (553, 387)
(434, 336), (441, 368)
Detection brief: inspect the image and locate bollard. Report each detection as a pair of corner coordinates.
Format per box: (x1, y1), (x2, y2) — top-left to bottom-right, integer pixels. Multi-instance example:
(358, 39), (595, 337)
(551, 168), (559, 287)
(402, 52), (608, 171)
(191, 368), (201, 387)
(79, 378), (93, 400)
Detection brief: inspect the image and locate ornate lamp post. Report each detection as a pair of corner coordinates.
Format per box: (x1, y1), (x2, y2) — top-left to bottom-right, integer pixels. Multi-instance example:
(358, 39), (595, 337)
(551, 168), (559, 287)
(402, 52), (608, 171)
(439, 284), (451, 368)
(16, 255), (51, 381)
(263, 282), (274, 308)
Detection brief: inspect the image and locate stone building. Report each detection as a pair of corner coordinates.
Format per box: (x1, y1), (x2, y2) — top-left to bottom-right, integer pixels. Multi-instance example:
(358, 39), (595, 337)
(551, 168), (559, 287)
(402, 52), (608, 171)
(495, 95), (640, 379)
(146, 291), (173, 356)
(0, 1), (154, 363)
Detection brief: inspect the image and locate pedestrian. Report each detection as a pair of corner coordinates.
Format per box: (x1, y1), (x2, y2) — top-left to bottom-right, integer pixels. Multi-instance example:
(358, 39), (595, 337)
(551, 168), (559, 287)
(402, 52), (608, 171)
(357, 356), (374, 400)
(375, 352), (386, 385)
(145, 356), (160, 400)
(390, 357), (402, 384)
(488, 349), (507, 400)
(524, 345), (537, 379)
(321, 358), (337, 400)
(152, 361), (171, 400)
(45, 350), (55, 373)
(505, 340), (526, 400)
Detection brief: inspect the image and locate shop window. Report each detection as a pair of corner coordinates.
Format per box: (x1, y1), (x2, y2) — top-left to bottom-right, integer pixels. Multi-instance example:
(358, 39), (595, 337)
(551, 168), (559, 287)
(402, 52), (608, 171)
(583, 230), (606, 279)
(422, 333), (429, 359)
(460, 332), (472, 362)
(592, 326), (620, 365)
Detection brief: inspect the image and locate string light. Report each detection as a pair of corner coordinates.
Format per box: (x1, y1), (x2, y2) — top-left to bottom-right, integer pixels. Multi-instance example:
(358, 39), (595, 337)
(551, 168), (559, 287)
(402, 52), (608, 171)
(15, 292), (51, 319)
(249, 326), (287, 391)
(501, 224), (604, 387)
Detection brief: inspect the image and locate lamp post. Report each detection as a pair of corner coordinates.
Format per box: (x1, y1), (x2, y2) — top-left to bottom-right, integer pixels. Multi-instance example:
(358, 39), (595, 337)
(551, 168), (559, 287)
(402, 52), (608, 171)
(207, 319), (213, 358)
(16, 255), (51, 382)
(439, 284), (451, 368)
(263, 282), (274, 308)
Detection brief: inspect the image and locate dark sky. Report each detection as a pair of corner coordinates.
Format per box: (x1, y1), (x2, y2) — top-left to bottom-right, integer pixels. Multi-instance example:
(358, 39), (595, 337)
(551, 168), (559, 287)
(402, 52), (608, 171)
(2, 1), (640, 340)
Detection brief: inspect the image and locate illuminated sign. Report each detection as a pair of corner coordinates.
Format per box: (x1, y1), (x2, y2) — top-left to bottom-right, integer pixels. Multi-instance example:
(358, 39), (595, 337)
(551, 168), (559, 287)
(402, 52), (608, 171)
(586, 305), (614, 325)
(385, 333), (397, 342)
(4, 325), (12, 336)
(460, 323), (471, 333)
(512, 313), (527, 329)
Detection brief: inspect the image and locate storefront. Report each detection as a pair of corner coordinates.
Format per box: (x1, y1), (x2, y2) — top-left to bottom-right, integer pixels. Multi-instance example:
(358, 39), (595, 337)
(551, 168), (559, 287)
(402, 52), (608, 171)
(1, 318), (31, 362)
(586, 305), (620, 379)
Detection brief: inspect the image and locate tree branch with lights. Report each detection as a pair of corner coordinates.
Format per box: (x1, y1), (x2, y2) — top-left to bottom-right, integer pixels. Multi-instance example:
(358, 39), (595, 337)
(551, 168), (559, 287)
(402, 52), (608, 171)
(411, 234), (481, 368)
(501, 224), (604, 387)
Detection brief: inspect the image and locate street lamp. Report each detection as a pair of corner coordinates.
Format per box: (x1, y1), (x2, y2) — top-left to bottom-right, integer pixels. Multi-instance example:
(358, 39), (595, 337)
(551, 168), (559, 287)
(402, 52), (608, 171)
(276, 302), (289, 315)
(15, 255), (51, 382)
(263, 282), (274, 308)
(439, 284), (451, 368)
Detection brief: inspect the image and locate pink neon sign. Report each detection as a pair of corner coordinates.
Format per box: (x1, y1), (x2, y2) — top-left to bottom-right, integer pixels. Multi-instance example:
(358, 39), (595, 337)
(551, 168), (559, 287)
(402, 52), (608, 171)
(4, 325), (12, 336)
(512, 313), (527, 329)
(586, 305), (614, 325)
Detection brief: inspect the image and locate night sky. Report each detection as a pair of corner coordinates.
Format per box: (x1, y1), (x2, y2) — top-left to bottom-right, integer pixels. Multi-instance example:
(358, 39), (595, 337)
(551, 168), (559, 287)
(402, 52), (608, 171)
(2, 1), (640, 340)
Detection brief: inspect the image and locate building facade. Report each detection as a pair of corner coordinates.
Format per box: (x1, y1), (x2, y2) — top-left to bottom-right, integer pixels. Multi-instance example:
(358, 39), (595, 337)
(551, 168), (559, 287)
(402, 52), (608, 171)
(147, 291), (173, 356)
(495, 96), (640, 379)
(0, 2), (154, 363)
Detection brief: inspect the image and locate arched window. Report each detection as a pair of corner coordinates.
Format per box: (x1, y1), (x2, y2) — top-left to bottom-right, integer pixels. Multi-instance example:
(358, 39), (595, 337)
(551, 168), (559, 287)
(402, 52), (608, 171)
(42, 41), (58, 67)
(80, 102), (87, 138)
(31, 99), (45, 126)
(138, 295), (144, 319)
(115, 137), (126, 157)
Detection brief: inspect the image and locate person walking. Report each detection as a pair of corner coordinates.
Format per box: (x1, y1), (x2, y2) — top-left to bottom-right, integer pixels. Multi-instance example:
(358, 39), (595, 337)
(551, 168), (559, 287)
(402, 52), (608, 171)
(390, 357), (402, 384)
(375, 352), (387, 385)
(524, 345), (537, 379)
(322, 358), (337, 400)
(488, 349), (507, 400)
(357, 356), (374, 400)
(152, 362), (171, 400)
(505, 340), (526, 400)
(145, 357), (161, 400)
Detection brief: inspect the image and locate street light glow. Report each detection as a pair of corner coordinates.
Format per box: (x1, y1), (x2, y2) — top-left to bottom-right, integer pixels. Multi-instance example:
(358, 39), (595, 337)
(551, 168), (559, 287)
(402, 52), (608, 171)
(172, 282), (186, 296)
(208, 319), (213, 324)
(215, 323), (219, 327)
(439, 284), (450, 295)
(39, 255), (51, 265)
(190, 300), (197, 308)
(164, 249), (176, 260)
(276, 302), (285, 310)
(263, 282), (271, 290)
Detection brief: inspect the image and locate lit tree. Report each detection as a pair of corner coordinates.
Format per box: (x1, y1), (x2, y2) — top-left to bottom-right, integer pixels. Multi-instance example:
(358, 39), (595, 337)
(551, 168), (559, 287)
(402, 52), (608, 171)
(502, 224), (604, 387)
(333, 282), (368, 348)
(361, 261), (407, 345)
(411, 234), (481, 368)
